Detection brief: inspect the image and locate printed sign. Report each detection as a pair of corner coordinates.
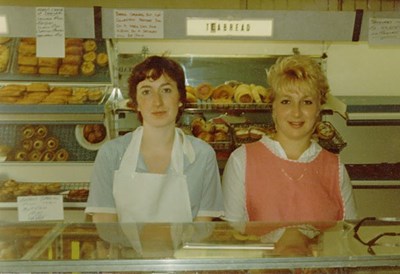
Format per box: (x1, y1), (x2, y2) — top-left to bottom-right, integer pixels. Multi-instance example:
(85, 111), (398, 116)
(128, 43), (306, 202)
(36, 7), (65, 57)
(369, 17), (400, 45)
(17, 195), (64, 221)
(114, 9), (164, 38)
(187, 18), (273, 37)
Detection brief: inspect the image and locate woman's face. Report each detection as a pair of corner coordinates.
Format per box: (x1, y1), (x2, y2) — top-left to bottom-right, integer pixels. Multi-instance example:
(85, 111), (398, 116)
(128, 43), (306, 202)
(272, 89), (320, 142)
(136, 73), (181, 128)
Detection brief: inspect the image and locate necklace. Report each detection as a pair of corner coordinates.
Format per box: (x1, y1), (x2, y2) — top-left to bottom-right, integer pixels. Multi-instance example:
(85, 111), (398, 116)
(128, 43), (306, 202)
(280, 167), (307, 182)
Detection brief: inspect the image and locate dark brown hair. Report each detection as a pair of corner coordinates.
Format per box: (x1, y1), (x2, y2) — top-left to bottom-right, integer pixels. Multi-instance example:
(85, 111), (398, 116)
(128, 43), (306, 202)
(128, 55), (187, 123)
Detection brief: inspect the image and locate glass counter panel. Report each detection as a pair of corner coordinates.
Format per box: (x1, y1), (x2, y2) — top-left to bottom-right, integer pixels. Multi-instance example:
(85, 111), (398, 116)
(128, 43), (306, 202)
(0, 220), (399, 272)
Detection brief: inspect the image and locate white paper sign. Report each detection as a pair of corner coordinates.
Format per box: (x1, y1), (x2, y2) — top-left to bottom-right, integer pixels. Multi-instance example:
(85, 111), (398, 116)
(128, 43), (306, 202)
(17, 195), (64, 222)
(187, 18), (273, 37)
(369, 18), (400, 45)
(114, 9), (164, 39)
(36, 7), (65, 57)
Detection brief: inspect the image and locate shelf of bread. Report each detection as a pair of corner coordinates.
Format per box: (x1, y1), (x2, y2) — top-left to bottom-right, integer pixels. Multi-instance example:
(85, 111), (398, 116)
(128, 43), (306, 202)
(0, 82), (108, 105)
(185, 81), (271, 111)
(0, 179), (89, 203)
(0, 38), (111, 83)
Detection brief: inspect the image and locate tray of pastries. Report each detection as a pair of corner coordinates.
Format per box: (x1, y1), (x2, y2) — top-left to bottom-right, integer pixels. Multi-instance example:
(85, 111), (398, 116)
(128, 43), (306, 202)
(0, 82), (107, 105)
(10, 125), (70, 162)
(11, 37), (110, 82)
(183, 116), (233, 151)
(313, 121), (347, 153)
(0, 179), (89, 202)
(185, 81), (272, 110)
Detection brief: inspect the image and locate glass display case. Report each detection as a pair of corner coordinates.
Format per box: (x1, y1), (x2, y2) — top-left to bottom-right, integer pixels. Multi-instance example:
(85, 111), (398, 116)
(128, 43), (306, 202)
(0, 219), (400, 272)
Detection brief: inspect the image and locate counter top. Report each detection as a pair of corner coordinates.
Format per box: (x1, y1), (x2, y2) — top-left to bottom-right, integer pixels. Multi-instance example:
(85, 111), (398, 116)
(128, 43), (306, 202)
(338, 96), (400, 113)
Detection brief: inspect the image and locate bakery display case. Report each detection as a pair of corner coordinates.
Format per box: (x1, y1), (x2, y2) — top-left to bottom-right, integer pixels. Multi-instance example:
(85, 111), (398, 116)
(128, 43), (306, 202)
(0, 219), (399, 272)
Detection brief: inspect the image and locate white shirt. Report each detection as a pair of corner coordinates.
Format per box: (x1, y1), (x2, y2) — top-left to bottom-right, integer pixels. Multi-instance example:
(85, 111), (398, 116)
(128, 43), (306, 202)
(222, 136), (358, 222)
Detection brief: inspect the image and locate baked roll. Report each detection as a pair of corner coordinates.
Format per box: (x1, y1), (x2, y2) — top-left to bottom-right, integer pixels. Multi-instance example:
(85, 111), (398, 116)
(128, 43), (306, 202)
(83, 39), (97, 52)
(195, 83), (213, 101)
(211, 84), (234, 103)
(96, 53), (108, 67)
(316, 121), (336, 140)
(234, 84), (253, 103)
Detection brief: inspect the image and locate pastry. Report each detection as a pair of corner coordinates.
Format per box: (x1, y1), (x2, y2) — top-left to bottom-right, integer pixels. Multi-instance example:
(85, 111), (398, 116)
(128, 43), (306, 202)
(41, 150), (55, 161)
(83, 51), (96, 62)
(0, 97), (18, 104)
(197, 131), (214, 143)
(249, 127), (266, 140)
(81, 61), (96, 76)
(0, 45), (10, 72)
(21, 139), (33, 151)
(65, 38), (83, 47)
(38, 57), (60, 67)
(51, 87), (73, 96)
(191, 117), (206, 136)
(87, 89), (103, 101)
(18, 65), (38, 74)
(35, 125), (48, 139)
(211, 84), (234, 103)
(46, 137), (59, 151)
(22, 126), (35, 139)
(65, 46), (83, 55)
(252, 85), (271, 103)
(46, 182), (61, 193)
(214, 123), (229, 134)
(62, 54), (82, 65)
(39, 66), (58, 75)
(55, 148), (69, 161)
(58, 64), (79, 76)
(20, 37), (36, 44)
(18, 55), (38, 66)
(30, 184), (46, 195)
(234, 128), (250, 140)
(186, 86), (196, 96)
(33, 139), (45, 151)
(214, 131), (229, 142)
(18, 43), (36, 56)
(186, 92), (197, 103)
(83, 39), (97, 52)
(27, 150), (41, 161)
(26, 83), (49, 92)
(195, 83), (213, 101)
(0, 85), (26, 97)
(96, 52), (108, 67)
(234, 84), (253, 103)
(316, 121), (335, 140)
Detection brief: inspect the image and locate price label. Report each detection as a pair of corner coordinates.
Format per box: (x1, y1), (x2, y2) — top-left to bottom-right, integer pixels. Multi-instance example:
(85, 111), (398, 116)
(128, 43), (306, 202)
(17, 195), (64, 222)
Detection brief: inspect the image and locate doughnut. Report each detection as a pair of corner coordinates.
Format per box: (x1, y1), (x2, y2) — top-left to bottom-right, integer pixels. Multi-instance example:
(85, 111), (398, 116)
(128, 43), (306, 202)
(81, 61), (96, 76)
(55, 148), (69, 161)
(211, 84), (234, 103)
(27, 150), (41, 161)
(96, 53), (108, 67)
(14, 150), (27, 161)
(83, 39), (97, 52)
(195, 83), (213, 101)
(35, 125), (48, 139)
(234, 84), (253, 103)
(22, 126), (35, 139)
(45, 137), (59, 151)
(41, 150), (55, 161)
(21, 139), (33, 151)
(33, 139), (45, 151)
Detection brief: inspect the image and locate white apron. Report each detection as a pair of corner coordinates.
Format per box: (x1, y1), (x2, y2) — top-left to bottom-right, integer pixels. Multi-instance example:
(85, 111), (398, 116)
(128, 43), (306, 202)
(113, 126), (193, 223)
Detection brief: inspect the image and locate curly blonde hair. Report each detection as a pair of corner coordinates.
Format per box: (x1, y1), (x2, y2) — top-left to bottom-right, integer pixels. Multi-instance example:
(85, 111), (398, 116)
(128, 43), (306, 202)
(267, 55), (330, 105)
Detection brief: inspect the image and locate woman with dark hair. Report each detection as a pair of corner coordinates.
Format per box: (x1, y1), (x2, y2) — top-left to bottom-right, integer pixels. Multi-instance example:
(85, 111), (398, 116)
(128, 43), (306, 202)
(86, 56), (224, 223)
